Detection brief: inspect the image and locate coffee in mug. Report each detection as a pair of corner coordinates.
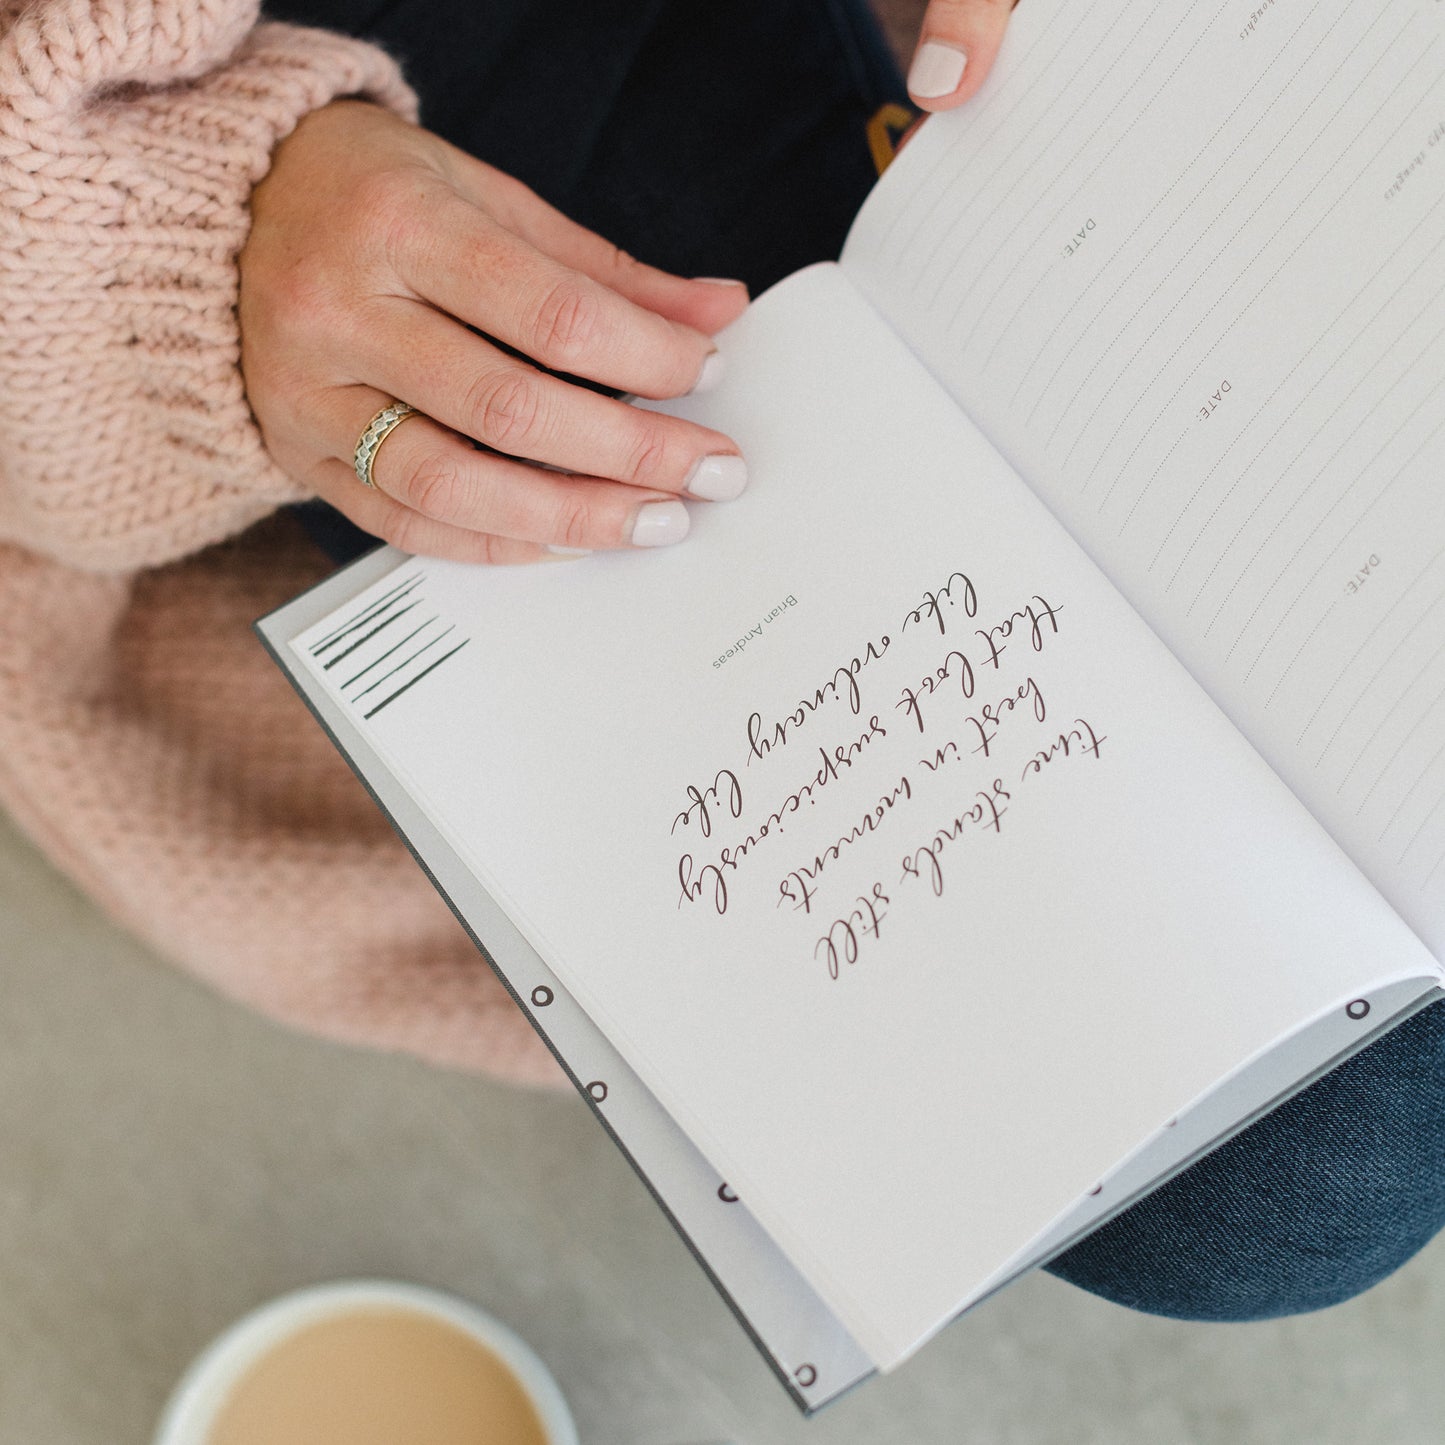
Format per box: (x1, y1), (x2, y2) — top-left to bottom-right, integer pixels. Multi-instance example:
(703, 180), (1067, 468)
(153, 1281), (576, 1445)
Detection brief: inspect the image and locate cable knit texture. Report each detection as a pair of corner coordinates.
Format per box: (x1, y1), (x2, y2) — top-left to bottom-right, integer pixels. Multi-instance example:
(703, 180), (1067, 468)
(0, 0), (560, 1084)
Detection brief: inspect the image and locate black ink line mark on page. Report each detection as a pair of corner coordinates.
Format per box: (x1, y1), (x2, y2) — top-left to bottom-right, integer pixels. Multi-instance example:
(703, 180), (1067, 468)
(322, 599), (422, 669)
(364, 639), (470, 720)
(353, 625), (457, 702)
(309, 572), (421, 653)
(310, 573), (422, 655)
(341, 617), (440, 690)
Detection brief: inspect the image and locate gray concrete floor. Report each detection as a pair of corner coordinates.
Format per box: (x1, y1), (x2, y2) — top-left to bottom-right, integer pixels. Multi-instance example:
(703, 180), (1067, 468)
(2, 809), (1444, 1444)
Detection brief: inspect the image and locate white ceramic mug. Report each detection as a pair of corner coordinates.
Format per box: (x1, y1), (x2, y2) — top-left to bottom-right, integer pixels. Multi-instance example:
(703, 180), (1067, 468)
(152, 1279), (578, 1445)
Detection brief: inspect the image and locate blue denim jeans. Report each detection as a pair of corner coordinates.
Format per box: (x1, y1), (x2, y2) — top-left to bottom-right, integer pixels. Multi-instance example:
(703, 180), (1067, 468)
(265, 0), (1445, 1322)
(1048, 999), (1445, 1319)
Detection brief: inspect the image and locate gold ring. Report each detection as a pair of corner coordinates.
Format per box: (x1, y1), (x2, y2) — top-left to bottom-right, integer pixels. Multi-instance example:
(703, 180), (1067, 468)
(353, 401), (419, 489)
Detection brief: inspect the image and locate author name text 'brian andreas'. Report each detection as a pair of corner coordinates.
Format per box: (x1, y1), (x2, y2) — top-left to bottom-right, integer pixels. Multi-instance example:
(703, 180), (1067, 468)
(713, 595), (798, 670)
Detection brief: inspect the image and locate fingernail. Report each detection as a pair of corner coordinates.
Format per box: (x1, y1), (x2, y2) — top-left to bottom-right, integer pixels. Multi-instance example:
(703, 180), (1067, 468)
(693, 277), (749, 292)
(544, 545), (592, 559)
(630, 499), (691, 547)
(691, 350), (725, 395)
(908, 41), (968, 99)
(684, 453), (748, 502)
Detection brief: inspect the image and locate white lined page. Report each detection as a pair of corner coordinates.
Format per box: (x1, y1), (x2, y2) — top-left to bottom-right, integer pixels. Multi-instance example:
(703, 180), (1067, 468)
(844, 0), (1445, 954)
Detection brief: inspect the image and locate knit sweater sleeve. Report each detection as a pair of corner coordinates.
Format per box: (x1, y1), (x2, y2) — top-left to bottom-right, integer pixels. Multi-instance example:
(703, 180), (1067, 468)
(0, 1), (418, 572)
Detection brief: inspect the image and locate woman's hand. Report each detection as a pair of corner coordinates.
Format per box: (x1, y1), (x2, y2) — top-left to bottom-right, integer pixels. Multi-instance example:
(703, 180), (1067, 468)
(240, 101), (750, 563)
(906, 0), (1019, 111)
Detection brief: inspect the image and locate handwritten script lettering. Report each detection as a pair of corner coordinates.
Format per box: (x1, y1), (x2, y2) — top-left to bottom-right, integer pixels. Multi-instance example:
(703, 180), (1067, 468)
(974, 595), (1063, 671)
(901, 571), (978, 636)
(777, 775), (913, 915)
(814, 884), (891, 981)
(671, 769), (743, 838)
(1022, 719), (1108, 778)
(900, 780), (1012, 897)
(663, 568), (1107, 976)
(746, 635), (891, 764)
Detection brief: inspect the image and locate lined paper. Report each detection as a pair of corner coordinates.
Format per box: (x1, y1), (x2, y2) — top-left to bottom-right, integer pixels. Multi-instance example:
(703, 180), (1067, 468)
(845, 0), (1445, 953)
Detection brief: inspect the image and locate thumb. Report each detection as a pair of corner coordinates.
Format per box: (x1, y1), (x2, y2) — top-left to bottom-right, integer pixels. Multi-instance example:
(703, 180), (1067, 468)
(906, 0), (1018, 112)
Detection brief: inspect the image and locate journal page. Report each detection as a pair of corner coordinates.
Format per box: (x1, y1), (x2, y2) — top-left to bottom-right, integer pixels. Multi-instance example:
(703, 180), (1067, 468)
(844, 0), (1445, 956)
(290, 266), (1435, 1368)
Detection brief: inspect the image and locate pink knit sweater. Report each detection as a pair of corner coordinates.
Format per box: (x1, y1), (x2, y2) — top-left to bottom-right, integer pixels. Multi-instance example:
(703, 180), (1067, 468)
(0, 0), (559, 1084)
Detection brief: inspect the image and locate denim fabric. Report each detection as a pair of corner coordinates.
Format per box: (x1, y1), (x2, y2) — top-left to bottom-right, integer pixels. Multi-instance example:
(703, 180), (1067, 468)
(1046, 999), (1445, 1321)
(263, 0), (1445, 1323)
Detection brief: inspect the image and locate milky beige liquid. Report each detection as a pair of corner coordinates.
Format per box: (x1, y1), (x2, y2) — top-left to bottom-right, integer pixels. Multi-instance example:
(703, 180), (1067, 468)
(206, 1308), (550, 1445)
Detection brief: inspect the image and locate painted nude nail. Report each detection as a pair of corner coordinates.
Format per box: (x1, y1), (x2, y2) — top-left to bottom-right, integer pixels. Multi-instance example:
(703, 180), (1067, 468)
(691, 350), (726, 395)
(684, 454), (748, 502)
(630, 499), (691, 547)
(908, 41), (968, 99)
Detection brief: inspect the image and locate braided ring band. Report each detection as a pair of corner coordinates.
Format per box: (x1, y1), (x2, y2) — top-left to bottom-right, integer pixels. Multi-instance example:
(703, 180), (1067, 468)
(353, 401), (419, 489)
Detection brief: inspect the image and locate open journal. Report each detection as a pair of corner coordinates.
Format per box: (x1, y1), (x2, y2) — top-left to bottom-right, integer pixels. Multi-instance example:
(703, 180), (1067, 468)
(258, 0), (1445, 1413)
